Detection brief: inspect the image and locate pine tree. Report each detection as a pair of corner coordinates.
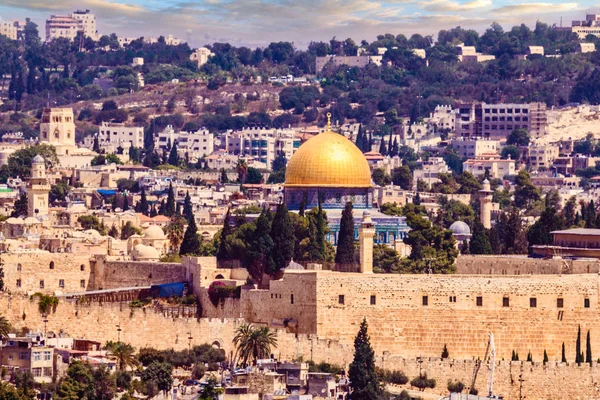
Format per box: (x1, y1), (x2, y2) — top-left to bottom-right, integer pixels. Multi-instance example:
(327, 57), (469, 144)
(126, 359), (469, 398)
(122, 194), (129, 211)
(165, 182), (175, 217)
(168, 140), (179, 166)
(108, 224), (119, 238)
(441, 344), (449, 359)
(469, 220), (493, 254)
(335, 202), (355, 265)
(136, 187), (149, 215)
(183, 191), (194, 223)
(93, 135), (101, 153)
(586, 330), (592, 364)
(576, 325), (583, 364)
(179, 215), (201, 256)
(348, 319), (381, 400)
(543, 349), (548, 364)
(217, 208), (232, 261)
(562, 342), (567, 363)
(270, 203), (295, 275)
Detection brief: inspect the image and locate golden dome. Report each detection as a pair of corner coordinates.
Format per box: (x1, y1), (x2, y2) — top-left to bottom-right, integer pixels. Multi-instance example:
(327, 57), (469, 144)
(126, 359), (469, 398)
(285, 130), (371, 188)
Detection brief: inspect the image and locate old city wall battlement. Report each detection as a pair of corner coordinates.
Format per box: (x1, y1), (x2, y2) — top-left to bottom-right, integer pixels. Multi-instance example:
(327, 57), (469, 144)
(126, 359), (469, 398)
(456, 255), (600, 275)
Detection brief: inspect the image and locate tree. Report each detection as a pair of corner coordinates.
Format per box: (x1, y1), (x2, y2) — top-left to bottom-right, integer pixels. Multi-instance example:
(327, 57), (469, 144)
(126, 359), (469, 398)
(469, 220), (493, 254)
(220, 168), (230, 184)
(168, 141), (179, 166)
(411, 373), (436, 392)
(391, 166), (413, 190)
(105, 341), (140, 371)
(11, 193), (27, 217)
(49, 181), (70, 204)
(108, 225), (119, 238)
(372, 168), (391, 186)
(180, 215), (201, 256)
(586, 330), (592, 364)
(246, 209), (274, 280)
(373, 244), (401, 273)
(348, 319), (381, 400)
(335, 202), (355, 265)
(141, 361), (173, 395)
(246, 167), (263, 184)
(233, 323), (277, 367)
(514, 170), (541, 209)
(93, 135), (101, 153)
(165, 182), (176, 217)
(576, 325), (583, 365)
(120, 221), (140, 240)
(506, 128), (530, 146)
(135, 187), (149, 215)
(270, 203), (295, 275)
(183, 191), (194, 223)
(441, 344), (449, 359)
(236, 159), (248, 184)
(166, 216), (187, 254)
(217, 208), (232, 261)
(122, 194), (129, 211)
(527, 207), (564, 248)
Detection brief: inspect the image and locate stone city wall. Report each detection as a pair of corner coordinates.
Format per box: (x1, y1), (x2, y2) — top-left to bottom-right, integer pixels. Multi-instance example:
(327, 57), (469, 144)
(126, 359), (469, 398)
(456, 255), (600, 275)
(90, 257), (187, 290)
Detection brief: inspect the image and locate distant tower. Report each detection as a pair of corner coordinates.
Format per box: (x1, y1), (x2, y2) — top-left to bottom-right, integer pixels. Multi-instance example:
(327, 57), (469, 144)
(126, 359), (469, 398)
(479, 179), (493, 229)
(359, 210), (376, 273)
(27, 155), (50, 218)
(39, 108), (76, 151)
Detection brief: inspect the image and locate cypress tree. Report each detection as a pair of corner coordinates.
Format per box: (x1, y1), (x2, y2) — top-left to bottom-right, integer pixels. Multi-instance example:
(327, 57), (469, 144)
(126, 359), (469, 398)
(220, 168), (229, 184)
(576, 325), (583, 364)
(298, 196), (306, 217)
(378, 137), (387, 155)
(246, 209), (274, 280)
(159, 199), (166, 215)
(217, 208), (232, 261)
(391, 137), (399, 156)
(387, 132), (393, 156)
(469, 220), (493, 255)
(165, 182), (175, 217)
(184, 191), (194, 223)
(168, 140), (179, 166)
(562, 342), (567, 363)
(270, 203), (295, 275)
(335, 202), (355, 265)
(316, 195), (327, 260)
(149, 205), (157, 217)
(367, 133), (373, 152)
(355, 125), (363, 150)
(136, 187), (149, 215)
(179, 215), (201, 256)
(586, 330), (592, 364)
(349, 319), (381, 400)
(543, 349), (548, 364)
(93, 135), (101, 153)
(111, 195), (119, 212)
(122, 194), (129, 211)
(108, 224), (119, 238)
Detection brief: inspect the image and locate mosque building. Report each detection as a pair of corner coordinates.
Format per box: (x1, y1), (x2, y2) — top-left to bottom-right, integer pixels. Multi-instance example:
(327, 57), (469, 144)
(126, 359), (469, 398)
(284, 116), (409, 246)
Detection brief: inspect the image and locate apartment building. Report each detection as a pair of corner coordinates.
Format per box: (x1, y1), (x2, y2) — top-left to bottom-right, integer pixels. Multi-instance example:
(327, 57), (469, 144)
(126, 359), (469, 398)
(224, 127), (300, 168)
(45, 10), (97, 42)
(412, 157), (450, 188)
(0, 21), (21, 40)
(1, 336), (54, 383)
(429, 105), (456, 133)
(571, 14), (600, 39)
(455, 102), (546, 139)
(96, 121), (144, 151)
(450, 138), (498, 159)
(456, 45), (495, 62)
(157, 125), (214, 162)
(528, 144), (559, 171)
(463, 154), (516, 179)
(315, 55), (383, 73)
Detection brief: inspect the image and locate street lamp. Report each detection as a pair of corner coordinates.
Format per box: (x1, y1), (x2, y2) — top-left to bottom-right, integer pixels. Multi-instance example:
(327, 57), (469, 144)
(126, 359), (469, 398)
(116, 324), (122, 343)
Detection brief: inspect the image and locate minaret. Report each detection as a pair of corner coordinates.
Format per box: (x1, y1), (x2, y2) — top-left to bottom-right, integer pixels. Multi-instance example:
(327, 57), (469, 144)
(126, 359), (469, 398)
(359, 210), (376, 273)
(479, 179), (493, 229)
(26, 155), (50, 218)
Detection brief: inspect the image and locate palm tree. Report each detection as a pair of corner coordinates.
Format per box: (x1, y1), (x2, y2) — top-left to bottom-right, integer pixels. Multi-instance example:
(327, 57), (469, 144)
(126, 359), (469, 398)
(105, 341), (139, 371)
(232, 323), (277, 367)
(236, 159), (248, 184)
(0, 315), (10, 366)
(166, 215), (186, 253)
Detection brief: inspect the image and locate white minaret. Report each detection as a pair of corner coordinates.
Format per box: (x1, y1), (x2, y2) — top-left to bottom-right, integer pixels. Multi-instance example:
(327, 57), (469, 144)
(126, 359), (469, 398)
(479, 179), (493, 229)
(26, 155), (50, 218)
(359, 210), (376, 273)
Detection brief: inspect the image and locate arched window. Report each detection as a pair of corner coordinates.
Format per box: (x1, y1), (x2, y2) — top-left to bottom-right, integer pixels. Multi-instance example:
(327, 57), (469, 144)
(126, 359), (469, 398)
(49, 261), (54, 269)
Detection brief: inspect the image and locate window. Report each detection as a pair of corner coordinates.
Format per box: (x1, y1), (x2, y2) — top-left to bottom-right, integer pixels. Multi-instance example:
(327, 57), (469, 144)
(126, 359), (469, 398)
(338, 295), (345, 305)
(530, 298), (537, 308)
(32, 368), (42, 377)
(80, 264), (85, 271)
(49, 261), (54, 270)
(19, 352), (29, 360)
(422, 296), (428, 306)
(476, 296), (483, 306)
(585, 298), (590, 308)
(40, 280), (44, 289)
(290, 294), (294, 305)
(16, 279), (21, 287)
(17, 263), (21, 271)
(370, 295), (376, 305)
(557, 298), (564, 308)
(80, 280), (85, 288)
(43, 351), (52, 361)
(32, 352), (41, 361)
(43, 367), (52, 377)
(503, 297), (510, 307)
(59, 280), (64, 288)
(449, 296), (457, 303)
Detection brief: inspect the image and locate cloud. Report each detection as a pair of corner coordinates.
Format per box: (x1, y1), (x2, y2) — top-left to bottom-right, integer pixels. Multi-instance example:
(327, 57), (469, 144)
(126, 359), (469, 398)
(492, 2), (579, 14)
(421, 0), (492, 12)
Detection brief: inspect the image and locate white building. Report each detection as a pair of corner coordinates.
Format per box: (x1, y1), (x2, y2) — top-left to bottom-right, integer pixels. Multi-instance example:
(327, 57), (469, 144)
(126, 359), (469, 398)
(45, 10), (97, 42)
(81, 121), (145, 155)
(156, 126), (214, 163)
(144, 35), (181, 45)
(450, 138), (499, 159)
(224, 127), (300, 169)
(463, 154), (516, 179)
(429, 105), (456, 133)
(412, 157), (450, 188)
(190, 47), (214, 67)
(571, 14), (600, 39)
(0, 21), (19, 40)
(132, 57), (144, 67)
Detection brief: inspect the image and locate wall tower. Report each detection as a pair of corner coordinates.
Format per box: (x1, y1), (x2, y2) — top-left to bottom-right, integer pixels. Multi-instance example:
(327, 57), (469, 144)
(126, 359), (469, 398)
(359, 210), (376, 273)
(479, 179), (493, 229)
(26, 155), (50, 218)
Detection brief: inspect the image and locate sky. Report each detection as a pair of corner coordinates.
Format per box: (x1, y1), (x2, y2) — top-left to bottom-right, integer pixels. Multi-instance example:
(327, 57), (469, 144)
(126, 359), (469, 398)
(0, 0), (598, 48)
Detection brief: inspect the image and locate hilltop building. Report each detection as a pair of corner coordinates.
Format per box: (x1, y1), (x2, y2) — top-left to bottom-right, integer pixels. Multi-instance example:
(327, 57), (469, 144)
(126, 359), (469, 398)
(224, 128), (299, 168)
(157, 125), (214, 163)
(45, 9), (97, 42)
(315, 54), (383, 73)
(0, 20), (24, 40)
(571, 14), (600, 39)
(190, 47), (214, 67)
(284, 121), (409, 246)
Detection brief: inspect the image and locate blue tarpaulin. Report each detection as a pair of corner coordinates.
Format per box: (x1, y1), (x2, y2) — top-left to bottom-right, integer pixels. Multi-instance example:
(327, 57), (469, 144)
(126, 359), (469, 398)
(97, 189), (117, 196)
(150, 282), (185, 298)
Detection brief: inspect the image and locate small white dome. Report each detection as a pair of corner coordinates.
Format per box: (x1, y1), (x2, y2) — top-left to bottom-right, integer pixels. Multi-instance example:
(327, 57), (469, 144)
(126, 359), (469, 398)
(32, 155), (45, 164)
(132, 244), (160, 260)
(144, 225), (165, 239)
(449, 221), (471, 236)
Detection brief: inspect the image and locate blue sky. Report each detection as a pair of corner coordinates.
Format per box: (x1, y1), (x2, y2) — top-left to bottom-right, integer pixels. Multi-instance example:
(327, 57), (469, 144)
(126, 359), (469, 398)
(0, 0), (597, 48)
